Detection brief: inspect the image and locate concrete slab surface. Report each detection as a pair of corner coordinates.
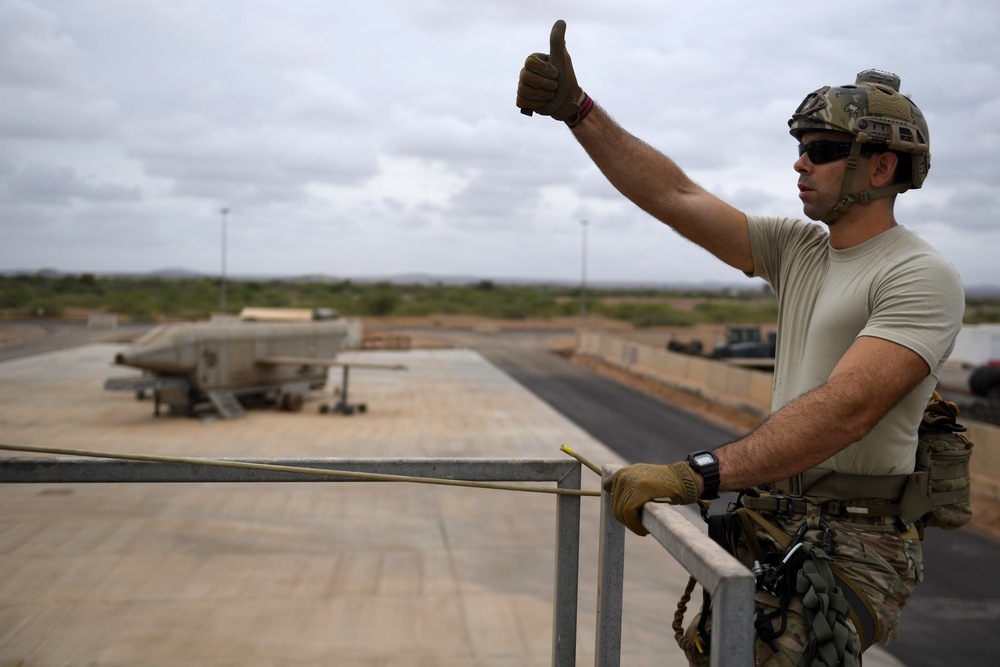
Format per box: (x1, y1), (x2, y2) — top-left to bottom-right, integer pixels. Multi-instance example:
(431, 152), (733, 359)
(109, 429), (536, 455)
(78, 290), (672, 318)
(0, 344), (904, 666)
(0, 345), (678, 666)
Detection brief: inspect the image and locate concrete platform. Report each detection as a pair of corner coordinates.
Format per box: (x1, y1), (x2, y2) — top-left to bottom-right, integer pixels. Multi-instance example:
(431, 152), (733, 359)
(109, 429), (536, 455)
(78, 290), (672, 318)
(0, 344), (905, 666)
(0, 345), (691, 666)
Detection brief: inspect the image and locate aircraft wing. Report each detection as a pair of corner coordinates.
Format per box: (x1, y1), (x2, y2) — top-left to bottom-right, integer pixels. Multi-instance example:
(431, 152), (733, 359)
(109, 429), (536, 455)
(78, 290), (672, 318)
(104, 375), (190, 391)
(257, 356), (407, 371)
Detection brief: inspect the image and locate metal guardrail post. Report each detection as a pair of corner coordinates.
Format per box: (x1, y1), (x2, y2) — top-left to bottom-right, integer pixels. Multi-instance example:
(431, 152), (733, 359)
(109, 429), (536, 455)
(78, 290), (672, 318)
(641, 503), (754, 666)
(595, 471), (626, 667)
(596, 465), (755, 667)
(553, 461), (582, 666)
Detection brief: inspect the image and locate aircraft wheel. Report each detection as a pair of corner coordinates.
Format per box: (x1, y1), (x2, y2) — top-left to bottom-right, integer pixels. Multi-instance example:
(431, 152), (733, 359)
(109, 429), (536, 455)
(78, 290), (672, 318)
(281, 393), (304, 412)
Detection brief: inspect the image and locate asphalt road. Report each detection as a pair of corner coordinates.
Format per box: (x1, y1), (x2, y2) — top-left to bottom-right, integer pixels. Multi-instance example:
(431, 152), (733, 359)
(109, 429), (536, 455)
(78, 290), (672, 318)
(461, 331), (1000, 667)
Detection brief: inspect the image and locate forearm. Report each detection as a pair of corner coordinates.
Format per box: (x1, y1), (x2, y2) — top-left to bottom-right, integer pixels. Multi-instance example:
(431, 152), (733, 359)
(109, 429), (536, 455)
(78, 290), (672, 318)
(569, 105), (753, 271)
(569, 105), (696, 224)
(714, 378), (873, 492)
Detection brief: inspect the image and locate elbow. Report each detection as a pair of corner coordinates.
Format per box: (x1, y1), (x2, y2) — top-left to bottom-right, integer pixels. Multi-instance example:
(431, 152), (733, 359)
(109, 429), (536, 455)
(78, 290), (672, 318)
(814, 384), (884, 451)
(840, 418), (875, 448)
(836, 398), (886, 447)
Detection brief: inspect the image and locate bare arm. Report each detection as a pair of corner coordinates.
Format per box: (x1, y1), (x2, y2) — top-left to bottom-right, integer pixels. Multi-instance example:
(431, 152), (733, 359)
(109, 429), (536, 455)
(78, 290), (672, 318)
(712, 335), (930, 491)
(571, 105), (754, 273)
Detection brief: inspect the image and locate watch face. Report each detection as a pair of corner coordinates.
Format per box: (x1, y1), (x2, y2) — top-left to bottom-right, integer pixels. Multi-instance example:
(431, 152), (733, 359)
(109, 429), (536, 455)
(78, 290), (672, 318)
(692, 453), (715, 467)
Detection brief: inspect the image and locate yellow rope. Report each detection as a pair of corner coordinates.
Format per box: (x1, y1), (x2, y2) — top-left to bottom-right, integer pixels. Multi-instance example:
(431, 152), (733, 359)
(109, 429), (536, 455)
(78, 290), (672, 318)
(0, 443), (601, 497)
(559, 444), (603, 476)
(672, 575), (702, 653)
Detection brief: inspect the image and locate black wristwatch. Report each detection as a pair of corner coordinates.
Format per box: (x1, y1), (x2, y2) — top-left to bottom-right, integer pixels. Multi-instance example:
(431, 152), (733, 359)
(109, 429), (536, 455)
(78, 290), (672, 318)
(687, 450), (721, 500)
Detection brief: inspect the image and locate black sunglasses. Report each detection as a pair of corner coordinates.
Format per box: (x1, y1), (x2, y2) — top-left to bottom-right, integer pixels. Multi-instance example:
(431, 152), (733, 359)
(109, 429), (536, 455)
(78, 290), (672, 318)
(797, 140), (853, 165)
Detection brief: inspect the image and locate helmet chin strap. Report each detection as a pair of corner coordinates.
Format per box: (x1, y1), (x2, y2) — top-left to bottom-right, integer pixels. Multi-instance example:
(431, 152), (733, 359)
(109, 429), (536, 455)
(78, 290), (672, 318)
(825, 139), (911, 222)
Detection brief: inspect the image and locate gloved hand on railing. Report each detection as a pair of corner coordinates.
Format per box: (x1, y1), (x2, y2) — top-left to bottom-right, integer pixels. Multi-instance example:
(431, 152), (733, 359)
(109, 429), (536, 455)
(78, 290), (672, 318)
(603, 461), (702, 536)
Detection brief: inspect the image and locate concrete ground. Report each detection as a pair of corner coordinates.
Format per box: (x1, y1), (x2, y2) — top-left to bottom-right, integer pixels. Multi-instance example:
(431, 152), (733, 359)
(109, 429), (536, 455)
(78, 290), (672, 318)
(0, 342), (905, 666)
(0, 343), (688, 666)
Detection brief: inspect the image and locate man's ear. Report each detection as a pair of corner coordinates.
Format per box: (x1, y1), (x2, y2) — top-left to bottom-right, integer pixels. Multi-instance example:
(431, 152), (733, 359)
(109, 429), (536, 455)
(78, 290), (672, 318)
(870, 151), (900, 188)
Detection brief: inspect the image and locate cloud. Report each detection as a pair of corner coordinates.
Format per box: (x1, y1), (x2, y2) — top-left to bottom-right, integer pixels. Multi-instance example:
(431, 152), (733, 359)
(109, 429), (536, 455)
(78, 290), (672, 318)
(0, 160), (141, 205)
(0, 0), (997, 286)
(0, 0), (76, 87)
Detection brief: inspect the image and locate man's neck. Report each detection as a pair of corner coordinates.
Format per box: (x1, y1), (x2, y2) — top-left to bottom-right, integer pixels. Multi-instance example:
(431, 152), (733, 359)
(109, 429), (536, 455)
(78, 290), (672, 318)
(826, 203), (898, 249)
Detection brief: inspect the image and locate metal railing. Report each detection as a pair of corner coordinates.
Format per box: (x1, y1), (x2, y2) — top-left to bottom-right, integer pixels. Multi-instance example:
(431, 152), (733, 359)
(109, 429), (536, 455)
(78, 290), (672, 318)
(596, 464), (755, 667)
(0, 455), (584, 666)
(0, 455), (754, 665)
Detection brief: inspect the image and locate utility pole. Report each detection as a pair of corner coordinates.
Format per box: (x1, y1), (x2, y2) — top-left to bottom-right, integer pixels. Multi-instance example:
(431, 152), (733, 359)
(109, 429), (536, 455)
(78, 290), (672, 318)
(580, 219), (588, 328)
(220, 207), (229, 316)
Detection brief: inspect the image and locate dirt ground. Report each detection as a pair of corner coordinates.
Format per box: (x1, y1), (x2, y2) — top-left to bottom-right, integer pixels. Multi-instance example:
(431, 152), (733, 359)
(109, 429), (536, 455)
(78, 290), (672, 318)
(0, 322), (47, 347)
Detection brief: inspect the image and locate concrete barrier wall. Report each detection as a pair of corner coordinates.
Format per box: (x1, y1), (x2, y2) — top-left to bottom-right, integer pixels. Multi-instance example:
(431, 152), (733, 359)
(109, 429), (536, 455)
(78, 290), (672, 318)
(578, 330), (773, 418)
(968, 421), (1000, 499)
(577, 331), (1000, 487)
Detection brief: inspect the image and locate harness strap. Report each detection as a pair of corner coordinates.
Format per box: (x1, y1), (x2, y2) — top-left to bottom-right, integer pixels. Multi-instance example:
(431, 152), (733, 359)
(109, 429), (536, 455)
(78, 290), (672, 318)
(828, 567), (878, 654)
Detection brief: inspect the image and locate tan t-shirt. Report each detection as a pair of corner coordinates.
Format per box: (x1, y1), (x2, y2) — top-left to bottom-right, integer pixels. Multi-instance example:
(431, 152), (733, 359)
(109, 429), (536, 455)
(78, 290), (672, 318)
(747, 216), (965, 477)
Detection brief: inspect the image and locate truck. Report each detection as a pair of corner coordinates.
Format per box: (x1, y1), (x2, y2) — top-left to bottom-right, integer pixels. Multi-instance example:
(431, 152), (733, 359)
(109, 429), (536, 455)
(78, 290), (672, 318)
(711, 325), (777, 360)
(949, 325), (1000, 399)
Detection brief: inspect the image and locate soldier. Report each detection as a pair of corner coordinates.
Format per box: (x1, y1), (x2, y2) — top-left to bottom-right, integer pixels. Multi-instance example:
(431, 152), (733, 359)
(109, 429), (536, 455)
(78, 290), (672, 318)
(517, 20), (965, 665)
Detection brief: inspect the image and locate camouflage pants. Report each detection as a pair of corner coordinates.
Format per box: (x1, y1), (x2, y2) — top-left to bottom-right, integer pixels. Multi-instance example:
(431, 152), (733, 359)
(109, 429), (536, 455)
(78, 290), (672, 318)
(684, 513), (923, 666)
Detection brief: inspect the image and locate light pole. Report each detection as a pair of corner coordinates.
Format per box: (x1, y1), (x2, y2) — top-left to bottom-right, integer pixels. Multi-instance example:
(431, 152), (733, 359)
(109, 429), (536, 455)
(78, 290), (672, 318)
(580, 219), (588, 328)
(220, 207), (229, 316)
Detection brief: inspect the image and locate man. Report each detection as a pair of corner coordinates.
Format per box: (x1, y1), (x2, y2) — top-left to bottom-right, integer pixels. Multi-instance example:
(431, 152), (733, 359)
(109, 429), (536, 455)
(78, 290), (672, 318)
(517, 20), (964, 665)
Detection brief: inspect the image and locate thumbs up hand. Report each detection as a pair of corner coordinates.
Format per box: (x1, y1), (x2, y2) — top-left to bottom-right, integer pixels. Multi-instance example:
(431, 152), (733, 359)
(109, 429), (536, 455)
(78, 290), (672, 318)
(516, 20), (584, 121)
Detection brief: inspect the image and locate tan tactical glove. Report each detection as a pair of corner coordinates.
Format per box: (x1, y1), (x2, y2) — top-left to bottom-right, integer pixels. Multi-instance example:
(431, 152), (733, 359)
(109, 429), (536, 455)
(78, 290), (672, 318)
(516, 19), (583, 120)
(603, 462), (701, 536)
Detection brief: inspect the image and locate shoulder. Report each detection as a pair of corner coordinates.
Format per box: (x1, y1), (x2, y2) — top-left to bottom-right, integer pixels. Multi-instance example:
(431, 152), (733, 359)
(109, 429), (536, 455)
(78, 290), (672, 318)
(880, 227), (964, 295)
(861, 227), (965, 366)
(746, 216), (829, 282)
(747, 215), (828, 251)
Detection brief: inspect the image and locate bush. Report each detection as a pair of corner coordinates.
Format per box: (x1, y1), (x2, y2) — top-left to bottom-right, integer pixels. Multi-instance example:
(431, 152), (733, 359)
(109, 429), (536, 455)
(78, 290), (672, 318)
(359, 288), (400, 316)
(20, 299), (65, 318)
(692, 301), (778, 324)
(597, 302), (697, 327)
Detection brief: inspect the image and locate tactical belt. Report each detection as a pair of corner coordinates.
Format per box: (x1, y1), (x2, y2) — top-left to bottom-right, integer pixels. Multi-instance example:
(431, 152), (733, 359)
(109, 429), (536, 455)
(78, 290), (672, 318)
(741, 494), (904, 520)
(745, 472), (910, 521)
(775, 470), (909, 498)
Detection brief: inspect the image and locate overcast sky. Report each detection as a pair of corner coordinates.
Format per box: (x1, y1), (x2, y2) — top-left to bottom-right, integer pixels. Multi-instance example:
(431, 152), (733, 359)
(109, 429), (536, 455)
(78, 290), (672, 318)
(1, 0), (997, 287)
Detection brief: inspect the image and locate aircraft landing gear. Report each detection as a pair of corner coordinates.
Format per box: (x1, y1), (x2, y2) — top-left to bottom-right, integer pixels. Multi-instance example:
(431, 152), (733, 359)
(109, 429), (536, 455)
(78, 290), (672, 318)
(319, 366), (367, 416)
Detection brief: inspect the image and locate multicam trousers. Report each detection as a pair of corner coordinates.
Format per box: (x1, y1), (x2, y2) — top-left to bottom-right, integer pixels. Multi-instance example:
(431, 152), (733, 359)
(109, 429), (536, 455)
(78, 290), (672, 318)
(684, 512), (923, 666)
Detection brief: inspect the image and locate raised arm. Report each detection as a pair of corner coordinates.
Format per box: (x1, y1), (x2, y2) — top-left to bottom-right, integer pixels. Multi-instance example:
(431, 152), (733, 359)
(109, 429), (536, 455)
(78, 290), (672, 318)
(517, 20), (753, 272)
(570, 106), (753, 272)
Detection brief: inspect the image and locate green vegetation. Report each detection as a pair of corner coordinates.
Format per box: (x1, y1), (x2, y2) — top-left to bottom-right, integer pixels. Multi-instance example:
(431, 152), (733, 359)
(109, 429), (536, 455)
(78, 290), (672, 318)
(5, 272), (994, 328)
(965, 298), (1000, 325)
